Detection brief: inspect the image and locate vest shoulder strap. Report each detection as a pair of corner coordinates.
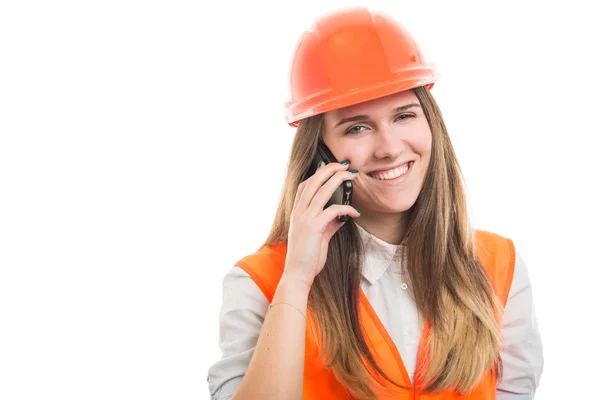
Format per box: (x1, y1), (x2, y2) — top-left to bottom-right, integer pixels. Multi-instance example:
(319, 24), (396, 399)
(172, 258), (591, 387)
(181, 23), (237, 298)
(235, 241), (287, 302)
(474, 229), (516, 305)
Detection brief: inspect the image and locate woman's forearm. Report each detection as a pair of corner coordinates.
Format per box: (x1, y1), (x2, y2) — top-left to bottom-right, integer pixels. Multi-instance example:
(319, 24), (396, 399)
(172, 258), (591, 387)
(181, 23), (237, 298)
(232, 274), (310, 400)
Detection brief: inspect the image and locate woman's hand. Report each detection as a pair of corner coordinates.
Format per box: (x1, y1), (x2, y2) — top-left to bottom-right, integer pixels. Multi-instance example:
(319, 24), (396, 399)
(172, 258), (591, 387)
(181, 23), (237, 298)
(282, 161), (361, 289)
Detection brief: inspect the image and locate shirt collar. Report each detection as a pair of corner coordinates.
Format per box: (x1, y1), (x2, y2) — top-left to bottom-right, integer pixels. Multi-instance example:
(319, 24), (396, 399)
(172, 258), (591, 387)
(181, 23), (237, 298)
(355, 223), (406, 285)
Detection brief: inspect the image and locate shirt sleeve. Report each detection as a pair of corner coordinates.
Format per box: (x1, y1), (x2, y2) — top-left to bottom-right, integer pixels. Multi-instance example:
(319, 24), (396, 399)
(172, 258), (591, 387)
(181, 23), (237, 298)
(207, 266), (269, 400)
(496, 248), (544, 399)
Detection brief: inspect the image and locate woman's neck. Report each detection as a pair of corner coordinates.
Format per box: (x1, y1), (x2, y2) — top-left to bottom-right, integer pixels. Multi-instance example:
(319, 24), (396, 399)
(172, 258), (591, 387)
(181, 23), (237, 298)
(354, 211), (409, 245)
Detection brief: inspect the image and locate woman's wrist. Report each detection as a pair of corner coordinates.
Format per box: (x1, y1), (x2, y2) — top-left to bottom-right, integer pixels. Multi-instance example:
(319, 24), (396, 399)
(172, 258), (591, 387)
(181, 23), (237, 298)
(273, 273), (312, 313)
(279, 272), (313, 296)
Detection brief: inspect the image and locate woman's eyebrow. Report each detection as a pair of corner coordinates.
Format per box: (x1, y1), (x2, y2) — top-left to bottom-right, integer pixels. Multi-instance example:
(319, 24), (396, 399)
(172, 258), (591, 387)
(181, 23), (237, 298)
(334, 103), (422, 128)
(393, 103), (421, 113)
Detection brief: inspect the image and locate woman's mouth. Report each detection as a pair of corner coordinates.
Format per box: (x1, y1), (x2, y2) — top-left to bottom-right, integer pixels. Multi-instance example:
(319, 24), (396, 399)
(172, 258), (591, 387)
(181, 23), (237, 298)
(367, 161), (414, 181)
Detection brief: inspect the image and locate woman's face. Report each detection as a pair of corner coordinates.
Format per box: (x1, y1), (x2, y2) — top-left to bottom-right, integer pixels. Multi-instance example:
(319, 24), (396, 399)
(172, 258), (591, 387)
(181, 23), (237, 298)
(322, 90), (432, 215)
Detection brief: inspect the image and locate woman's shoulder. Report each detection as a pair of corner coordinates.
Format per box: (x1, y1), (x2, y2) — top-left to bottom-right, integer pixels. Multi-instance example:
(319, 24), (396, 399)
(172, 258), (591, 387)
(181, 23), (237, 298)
(219, 241), (288, 306)
(232, 242), (288, 297)
(237, 241), (288, 265)
(221, 265), (269, 307)
(472, 229), (517, 301)
(473, 228), (513, 243)
(473, 228), (515, 256)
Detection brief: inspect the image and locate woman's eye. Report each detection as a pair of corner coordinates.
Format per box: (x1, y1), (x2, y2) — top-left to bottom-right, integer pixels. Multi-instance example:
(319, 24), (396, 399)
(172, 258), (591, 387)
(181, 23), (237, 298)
(345, 125), (367, 134)
(345, 114), (415, 134)
(395, 113), (415, 121)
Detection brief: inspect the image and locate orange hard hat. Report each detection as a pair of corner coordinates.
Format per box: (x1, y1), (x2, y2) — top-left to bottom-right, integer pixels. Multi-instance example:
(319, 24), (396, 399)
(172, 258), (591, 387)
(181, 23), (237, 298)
(284, 7), (438, 127)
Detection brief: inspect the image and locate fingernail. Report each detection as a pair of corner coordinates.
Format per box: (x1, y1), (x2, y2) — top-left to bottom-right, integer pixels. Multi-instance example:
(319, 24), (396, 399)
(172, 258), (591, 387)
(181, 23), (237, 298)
(349, 169), (358, 174)
(318, 160), (323, 168)
(357, 209), (361, 214)
(340, 160), (350, 165)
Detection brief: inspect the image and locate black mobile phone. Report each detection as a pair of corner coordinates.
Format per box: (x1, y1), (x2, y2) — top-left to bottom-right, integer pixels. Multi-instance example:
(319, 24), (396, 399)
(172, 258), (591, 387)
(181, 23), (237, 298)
(303, 140), (353, 221)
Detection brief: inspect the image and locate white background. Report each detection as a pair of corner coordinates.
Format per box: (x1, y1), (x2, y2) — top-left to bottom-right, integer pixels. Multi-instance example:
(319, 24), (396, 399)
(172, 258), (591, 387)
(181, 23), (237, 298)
(1, 1), (598, 399)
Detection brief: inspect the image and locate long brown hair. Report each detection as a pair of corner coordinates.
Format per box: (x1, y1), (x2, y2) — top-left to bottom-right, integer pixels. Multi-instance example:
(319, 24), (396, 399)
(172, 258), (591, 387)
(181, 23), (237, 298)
(264, 86), (504, 398)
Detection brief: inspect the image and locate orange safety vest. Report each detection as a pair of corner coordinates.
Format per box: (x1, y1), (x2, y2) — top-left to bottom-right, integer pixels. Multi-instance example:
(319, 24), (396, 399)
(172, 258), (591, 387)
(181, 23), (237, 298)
(236, 230), (515, 399)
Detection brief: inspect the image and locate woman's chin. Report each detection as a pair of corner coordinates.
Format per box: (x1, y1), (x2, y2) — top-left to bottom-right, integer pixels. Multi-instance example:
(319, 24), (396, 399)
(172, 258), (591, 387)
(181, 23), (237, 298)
(356, 195), (418, 215)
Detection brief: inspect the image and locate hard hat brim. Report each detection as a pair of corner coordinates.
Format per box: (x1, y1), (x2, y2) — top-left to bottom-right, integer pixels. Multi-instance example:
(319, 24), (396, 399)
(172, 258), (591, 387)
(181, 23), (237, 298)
(284, 68), (439, 127)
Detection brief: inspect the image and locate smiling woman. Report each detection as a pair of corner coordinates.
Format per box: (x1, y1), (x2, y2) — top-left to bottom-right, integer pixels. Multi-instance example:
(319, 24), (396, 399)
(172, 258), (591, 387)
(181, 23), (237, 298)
(321, 92), (432, 229)
(207, 6), (543, 400)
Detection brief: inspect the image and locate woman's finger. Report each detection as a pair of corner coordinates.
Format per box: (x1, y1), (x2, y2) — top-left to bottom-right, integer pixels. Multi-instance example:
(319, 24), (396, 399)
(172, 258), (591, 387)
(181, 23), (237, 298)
(307, 169), (358, 217)
(315, 204), (361, 231)
(295, 161), (349, 213)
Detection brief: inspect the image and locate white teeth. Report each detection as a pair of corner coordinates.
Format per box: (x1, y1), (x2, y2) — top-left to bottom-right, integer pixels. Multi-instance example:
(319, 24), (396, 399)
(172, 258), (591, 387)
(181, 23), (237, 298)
(371, 163), (410, 180)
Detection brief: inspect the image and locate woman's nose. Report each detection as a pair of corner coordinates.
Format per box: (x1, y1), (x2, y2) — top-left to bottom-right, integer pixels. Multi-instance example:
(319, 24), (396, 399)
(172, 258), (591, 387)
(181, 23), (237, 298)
(372, 127), (405, 160)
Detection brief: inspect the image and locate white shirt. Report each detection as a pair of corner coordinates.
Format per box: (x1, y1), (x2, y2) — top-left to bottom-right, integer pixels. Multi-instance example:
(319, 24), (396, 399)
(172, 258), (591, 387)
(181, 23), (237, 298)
(207, 225), (544, 399)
